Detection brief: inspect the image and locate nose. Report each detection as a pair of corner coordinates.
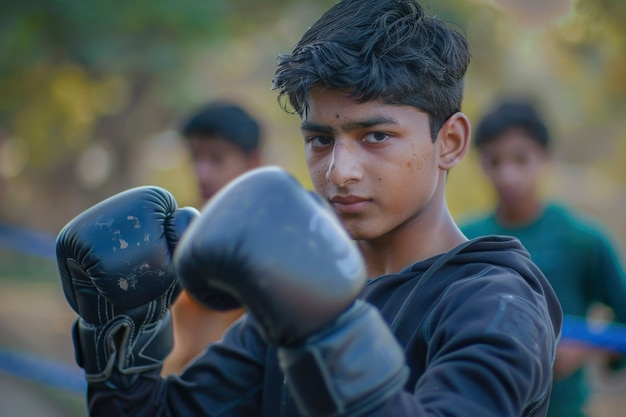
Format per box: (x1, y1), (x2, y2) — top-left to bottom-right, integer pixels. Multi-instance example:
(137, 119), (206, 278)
(495, 162), (517, 184)
(325, 142), (362, 187)
(194, 159), (214, 182)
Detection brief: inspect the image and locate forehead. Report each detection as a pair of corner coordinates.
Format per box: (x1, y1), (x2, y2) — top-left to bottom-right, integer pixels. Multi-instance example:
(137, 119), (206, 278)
(302, 86), (428, 129)
(480, 127), (547, 156)
(187, 135), (246, 155)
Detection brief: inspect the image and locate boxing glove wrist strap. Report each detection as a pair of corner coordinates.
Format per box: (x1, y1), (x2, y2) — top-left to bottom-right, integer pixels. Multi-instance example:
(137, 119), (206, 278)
(72, 311), (174, 388)
(277, 301), (408, 417)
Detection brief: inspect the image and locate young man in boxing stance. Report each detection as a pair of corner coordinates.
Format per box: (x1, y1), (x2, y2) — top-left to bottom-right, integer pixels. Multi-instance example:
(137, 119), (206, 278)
(56, 0), (562, 415)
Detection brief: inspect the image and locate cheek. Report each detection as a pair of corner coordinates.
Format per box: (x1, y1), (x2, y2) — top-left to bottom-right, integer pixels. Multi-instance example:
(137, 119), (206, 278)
(410, 147), (439, 194)
(306, 157), (327, 192)
(397, 144), (432, 181)
(373, 143), (427, 188)
(526, 164), (545, 187)
(383, 150), (429, 195)
(408, 148), (429, 171)
(193, 160), (213, 179)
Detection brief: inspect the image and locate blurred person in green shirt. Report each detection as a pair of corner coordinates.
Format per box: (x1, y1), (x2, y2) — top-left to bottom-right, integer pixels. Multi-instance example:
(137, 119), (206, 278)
(460, 99), (626, 417)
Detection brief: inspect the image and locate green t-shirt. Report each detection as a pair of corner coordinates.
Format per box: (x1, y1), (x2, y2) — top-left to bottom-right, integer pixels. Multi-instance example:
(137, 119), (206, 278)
(461, 203), (626, 417)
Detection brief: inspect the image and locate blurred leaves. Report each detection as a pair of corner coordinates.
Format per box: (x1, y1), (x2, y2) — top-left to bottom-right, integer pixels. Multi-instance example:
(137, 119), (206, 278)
(0, 0), (226, 74)
(0, 0), (330, 227)
(0, 0), (228, 183)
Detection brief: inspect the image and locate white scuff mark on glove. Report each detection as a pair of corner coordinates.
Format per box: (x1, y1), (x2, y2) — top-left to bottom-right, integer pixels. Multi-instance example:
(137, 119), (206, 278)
(127, 215), (141, 228)
(118, 278), (129, 291)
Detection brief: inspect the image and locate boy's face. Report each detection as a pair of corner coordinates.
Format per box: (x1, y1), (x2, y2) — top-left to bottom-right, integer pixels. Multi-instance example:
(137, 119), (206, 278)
(478, 127), (548, 209)
(301, 86), (440, 241)
(187, 135), (259, 202)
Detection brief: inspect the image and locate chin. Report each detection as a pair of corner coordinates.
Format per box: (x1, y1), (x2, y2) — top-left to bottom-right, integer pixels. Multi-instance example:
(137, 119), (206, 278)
(201, 188), (217, 201)
(340, 220), (378, 242)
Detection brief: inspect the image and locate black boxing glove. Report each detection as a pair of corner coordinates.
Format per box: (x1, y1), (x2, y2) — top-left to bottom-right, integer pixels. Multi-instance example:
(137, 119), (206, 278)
(175, 167), (407, 416)
(56, 186), (198, 388)
(175, 166), (366, 345)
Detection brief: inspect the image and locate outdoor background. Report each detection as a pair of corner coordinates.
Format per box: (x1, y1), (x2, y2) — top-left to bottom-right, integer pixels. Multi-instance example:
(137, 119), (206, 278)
(1, 0), (625, 415)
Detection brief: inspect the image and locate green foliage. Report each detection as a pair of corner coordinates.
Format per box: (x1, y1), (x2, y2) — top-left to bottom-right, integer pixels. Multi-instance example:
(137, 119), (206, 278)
(0, 0), (234, 181)
(0, 0), (228, 74)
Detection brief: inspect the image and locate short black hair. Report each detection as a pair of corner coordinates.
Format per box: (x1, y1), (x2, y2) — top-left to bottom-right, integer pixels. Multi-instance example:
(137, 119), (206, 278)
(474, 100), (550, 149)
(272, 0), (470, 141)
(180, 102), (261, 154)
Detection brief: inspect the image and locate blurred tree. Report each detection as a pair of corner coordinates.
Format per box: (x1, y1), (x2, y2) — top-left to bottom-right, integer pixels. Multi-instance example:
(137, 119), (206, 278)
(0, 0), (332, 228)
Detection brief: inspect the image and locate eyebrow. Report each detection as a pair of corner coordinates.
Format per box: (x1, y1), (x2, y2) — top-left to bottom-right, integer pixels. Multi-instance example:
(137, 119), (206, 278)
(300, 115), (399, 133)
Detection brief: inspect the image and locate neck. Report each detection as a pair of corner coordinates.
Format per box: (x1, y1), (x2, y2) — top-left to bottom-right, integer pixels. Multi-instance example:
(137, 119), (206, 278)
(357, 194), (467, 278)
(496, 199), (544, 227)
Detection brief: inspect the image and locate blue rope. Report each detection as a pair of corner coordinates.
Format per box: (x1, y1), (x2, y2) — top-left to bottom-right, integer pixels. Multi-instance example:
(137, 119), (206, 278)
(0, 348), (85, 395)
(0, 224), (83, 394)
(0, 222), (56, 260)
(561, 315), (626, 353)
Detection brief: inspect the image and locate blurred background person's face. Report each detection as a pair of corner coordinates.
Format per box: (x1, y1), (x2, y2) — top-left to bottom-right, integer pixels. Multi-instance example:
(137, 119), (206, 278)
(478, 127), (548, 210)
(187, 135), (260, 202)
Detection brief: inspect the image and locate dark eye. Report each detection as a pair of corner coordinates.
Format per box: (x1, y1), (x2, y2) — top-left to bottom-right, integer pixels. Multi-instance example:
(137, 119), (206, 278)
(308, 136), (334, 147)
(362, 132), (389, 143)
(484, 157), (499, 168)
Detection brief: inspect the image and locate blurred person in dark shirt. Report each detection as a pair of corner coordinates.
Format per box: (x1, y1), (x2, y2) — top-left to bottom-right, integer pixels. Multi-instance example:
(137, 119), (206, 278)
(161, 101), (263, 375)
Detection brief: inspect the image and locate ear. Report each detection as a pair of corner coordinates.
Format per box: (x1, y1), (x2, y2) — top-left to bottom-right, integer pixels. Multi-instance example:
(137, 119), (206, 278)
(437, 112), (471, 171)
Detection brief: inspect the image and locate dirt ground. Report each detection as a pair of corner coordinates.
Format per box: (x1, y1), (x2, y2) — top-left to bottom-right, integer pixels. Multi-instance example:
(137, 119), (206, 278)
(1, 280), (625, 417)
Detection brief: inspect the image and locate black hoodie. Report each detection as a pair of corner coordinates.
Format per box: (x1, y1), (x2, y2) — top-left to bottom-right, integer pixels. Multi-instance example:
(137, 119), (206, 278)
(88, 236), (562, 417)
(362, 235), (562, 416)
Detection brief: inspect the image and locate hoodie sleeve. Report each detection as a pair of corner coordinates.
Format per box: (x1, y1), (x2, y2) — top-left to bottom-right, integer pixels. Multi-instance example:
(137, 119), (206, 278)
(408, 266), (560, 416)
(87, 314), (267, 417)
